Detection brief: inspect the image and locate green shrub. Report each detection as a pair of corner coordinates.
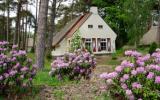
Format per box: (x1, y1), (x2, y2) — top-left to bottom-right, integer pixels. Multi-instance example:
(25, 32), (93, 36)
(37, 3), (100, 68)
(46, 52), (52, 60)
(70, 31), (82, 52)
(149, 42), (157, 54)
(111, 53), (117, 60)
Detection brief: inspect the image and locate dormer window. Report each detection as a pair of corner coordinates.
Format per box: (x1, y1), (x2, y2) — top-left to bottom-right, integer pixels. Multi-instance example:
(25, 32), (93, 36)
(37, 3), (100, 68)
(88, 25), (93, 28)
(98, 25), (103, 29)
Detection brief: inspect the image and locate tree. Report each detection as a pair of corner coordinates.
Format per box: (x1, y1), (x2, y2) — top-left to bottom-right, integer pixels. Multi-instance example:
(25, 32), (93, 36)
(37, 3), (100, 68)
(124, 0), (154, 47)
(36, 0), (49, 69)
(46, 0), (57, 55)
(70, 31), (82, 52)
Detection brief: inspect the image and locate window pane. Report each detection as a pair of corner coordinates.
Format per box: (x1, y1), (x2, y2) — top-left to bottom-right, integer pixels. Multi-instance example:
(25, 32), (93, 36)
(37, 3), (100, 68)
(88, 25), (93, 28)
(98, 25), (103, 29)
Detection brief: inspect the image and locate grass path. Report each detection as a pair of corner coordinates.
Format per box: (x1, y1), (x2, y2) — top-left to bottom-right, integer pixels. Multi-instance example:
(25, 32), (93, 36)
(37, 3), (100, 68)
(39, 65), (114, 100)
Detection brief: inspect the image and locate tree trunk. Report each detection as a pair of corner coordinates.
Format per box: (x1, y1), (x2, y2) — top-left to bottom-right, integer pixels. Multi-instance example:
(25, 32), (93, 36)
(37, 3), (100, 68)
(36, 0), (49, 69)
(33, 0), (39, 51)
(6, 0), (10, 42)
(158, 1), (160, 45)
(47, 0), (56, 53)
(14, 1), (22, 45)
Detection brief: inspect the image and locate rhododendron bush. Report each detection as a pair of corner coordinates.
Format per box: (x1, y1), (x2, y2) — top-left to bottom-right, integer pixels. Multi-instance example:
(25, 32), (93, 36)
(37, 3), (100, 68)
(49, 49), (96, 80)
(0, 41), (37, 91)
(100, 49), (160, 100)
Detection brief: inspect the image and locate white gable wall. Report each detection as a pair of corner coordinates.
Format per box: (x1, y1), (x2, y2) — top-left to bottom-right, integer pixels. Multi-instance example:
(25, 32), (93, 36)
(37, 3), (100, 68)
(79, 14), (117, 39)
(51, 38), (69, 56)
(78, 13), (117, 53)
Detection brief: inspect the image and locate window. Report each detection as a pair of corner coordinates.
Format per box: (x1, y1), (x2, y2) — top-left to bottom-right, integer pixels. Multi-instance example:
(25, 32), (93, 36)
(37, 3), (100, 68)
(100, 39), (106, 50)
(88, 25), (93, 28)
(98, 25), (103, 29)
(85, 38), (92, 50)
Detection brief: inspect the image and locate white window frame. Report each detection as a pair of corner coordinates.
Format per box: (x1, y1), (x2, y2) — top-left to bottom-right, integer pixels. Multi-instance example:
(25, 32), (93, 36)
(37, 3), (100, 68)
(100, 38), (107, 51)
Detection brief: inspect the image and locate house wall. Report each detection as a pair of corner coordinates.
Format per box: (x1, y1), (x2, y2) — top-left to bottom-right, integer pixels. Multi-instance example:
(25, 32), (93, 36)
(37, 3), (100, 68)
(51, 38), (69, 56)
(78, 13), (117, 53)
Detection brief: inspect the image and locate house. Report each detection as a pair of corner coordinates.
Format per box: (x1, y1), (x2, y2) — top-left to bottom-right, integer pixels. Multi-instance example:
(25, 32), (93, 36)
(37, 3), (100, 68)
(140, 10), (160, 45)
(52, 7), (117, 56)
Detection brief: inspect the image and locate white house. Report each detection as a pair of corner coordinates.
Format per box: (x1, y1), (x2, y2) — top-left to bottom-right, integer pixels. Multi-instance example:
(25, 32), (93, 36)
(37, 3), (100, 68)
(52, 7), (117, 56)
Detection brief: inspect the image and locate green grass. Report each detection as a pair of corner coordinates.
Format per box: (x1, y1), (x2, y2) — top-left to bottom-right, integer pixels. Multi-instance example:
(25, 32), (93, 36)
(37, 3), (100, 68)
(105, 59), (121, 66)
(28, 53), (77, 86)
(53, 90), (65, 100)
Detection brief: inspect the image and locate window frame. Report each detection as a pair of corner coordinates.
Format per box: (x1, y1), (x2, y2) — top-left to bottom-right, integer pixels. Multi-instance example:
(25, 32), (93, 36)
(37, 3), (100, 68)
(100, 38), (106, 51)
(98, 25), (103, 29)
(88, 25), (93, 28)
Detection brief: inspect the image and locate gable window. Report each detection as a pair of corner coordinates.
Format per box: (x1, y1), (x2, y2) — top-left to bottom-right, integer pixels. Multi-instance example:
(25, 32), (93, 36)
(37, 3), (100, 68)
(88, 25), (93, 28)
(98, 25), (103, 29)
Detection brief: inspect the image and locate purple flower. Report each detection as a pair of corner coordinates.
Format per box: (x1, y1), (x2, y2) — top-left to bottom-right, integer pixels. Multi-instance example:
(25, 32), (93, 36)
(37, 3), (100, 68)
(125, 89), (133, 96)
(21, 67), (29, 72)
(147, 72), (154, 79)
(155, 76), (160, 84)
(100, 72), (118, 79)
(125, 50), (133, 56)
(123, 74), (129, 80)
(100, 73), (108, 79)
(128, 95), (135, 100)
(9, 70), (17, 76)
(136, 60), (145, 66)
(121, 60), (134, 68)
(131, 70), (137, 76)
(132, 82), (142, 89)
(120, 78), (125, 82)
(136, 67), (145, 73)
(0, 75), (3, 80)
(115, 66), (123, 73)
(29, 78), (32, 81)
(121, 83), (128, 89)
(12, 45), (18, 49)
(4, 73), (9, 78)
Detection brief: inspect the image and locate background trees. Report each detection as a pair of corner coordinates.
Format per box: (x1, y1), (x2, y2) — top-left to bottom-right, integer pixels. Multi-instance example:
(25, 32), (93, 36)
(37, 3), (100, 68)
(0, 0), (159, 68)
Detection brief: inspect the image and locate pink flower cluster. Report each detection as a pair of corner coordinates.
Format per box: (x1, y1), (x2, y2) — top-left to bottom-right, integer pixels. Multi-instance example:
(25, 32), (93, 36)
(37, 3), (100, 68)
(50, 49), (96, 80)
(100, 50), (160, 99)
(0, 41), (37, 89)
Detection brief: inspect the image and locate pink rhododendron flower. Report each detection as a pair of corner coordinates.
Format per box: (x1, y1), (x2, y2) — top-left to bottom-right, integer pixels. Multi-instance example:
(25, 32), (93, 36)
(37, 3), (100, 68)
(132, 82), (142, 89)
(123, 74), (129, 80)
(136, 67), (145, 73)
(0, 75), (3, 80)
(155, 76), (160, 84)
(115, 65), (123, 72)
(121, 60), (134, 67)
(121, 83), (128, 89)
(100, 73), (108, 79)
(136, 60), (145, 66)
(125, 89), (133, 96)
(131, 70), (137, 76)
(147, 72), (154, 79)
(129, 95), (135, 100)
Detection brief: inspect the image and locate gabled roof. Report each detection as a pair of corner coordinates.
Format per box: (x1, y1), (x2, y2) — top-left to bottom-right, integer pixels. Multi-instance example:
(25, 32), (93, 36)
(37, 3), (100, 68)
(52, 13), (91, 47)
(140, 26), (159, 45)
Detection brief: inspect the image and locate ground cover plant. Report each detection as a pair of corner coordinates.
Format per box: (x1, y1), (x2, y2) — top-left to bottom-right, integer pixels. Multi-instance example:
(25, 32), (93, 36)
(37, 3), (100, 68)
(49, 49), (96, 80)
(0, 41), (37, 93)
(100, 49), (160, 100)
